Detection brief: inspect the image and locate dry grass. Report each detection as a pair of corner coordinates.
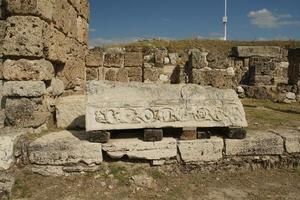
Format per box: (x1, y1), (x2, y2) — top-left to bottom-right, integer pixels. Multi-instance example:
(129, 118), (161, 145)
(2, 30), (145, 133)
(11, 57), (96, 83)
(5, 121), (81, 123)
(106, 38), (300, 53)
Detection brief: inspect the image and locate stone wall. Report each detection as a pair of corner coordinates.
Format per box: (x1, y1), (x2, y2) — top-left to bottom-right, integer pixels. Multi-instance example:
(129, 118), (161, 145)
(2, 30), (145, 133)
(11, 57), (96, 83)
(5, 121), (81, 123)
(85, 47), (237, 87)
(0, 0), (89, 129)
(288, 48), (300, 96)
(86, 46), (299, 103)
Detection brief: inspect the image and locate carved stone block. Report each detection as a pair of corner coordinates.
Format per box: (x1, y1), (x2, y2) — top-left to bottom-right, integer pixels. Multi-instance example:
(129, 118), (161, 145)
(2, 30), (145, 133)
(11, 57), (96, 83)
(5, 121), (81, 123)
(86, 81), (248, 131)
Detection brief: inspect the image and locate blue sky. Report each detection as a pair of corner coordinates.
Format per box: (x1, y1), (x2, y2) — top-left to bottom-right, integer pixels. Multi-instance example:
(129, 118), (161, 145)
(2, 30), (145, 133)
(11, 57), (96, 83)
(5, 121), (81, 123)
(89, 0), (300, 46)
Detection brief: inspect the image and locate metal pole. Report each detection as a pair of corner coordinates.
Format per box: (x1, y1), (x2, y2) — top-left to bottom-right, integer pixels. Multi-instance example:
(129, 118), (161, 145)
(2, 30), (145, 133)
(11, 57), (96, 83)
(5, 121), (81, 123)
(223, 0), (228, 41)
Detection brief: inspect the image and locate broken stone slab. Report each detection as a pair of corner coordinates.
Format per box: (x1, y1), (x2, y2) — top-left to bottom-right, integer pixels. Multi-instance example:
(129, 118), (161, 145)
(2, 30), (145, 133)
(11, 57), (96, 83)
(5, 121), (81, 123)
(232, 46), (282, 58)
(0, 128), (27, 170)
(178, 137), (224, 163)
(28, 130), (103, 167)
(272, 129), (300, 154)
(225, 131), (284, 156)
(102, 138), (177, 160)
(3, 81), (46, 97)
(86, 81), (247, 131)
(56, 95), (85, 129)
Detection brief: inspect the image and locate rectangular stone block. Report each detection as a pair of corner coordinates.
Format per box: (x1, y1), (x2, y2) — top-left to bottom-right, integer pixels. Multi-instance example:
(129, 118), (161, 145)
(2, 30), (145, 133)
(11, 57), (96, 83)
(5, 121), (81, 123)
(144, 68), (161, 82)
(86, 81), (248, 131)
(43, 23), (67, 63)
(126, 67), (142, 77)
(5, 98), (49, 128)
(5, 0), (55, 21)
(86, 49), (104, 67)
(86, 67), (99, 81)
(56, 95), (85, 129)
(273, 129), (300, 154)
(232, 46), (282, 58)
(125, 52), (143, 67)
(178, 137), (224, 163)
(1, 16), (45, 57)
(102, 138), (177, 160)
(188, 49), (208, 69)
(28, 130), (102, 166)
(3, 81), (46, 97)
(225, 131), (284, 156)
(3, 59), (54, 81)
(104, 53), (124, 68)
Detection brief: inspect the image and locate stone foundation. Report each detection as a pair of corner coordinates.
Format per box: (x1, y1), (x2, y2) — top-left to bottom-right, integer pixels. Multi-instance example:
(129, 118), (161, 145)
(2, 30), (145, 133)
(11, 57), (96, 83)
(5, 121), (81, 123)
(1, 128), (295, 176)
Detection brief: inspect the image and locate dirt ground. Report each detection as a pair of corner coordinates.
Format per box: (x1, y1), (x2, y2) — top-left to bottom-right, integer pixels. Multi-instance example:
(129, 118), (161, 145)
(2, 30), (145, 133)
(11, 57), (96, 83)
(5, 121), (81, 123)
(11, 165), (300, 200)
(10, 99), (300, 200)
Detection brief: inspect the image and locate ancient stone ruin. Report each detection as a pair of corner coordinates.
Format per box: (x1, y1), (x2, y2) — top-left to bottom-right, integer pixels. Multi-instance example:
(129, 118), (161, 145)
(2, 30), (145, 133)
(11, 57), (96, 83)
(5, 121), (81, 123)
(0, 0), (300, 198)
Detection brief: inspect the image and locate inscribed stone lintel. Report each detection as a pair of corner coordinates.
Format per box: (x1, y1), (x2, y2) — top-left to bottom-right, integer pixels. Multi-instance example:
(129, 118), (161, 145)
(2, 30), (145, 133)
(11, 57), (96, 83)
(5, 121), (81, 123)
(86, 81), (248, 131)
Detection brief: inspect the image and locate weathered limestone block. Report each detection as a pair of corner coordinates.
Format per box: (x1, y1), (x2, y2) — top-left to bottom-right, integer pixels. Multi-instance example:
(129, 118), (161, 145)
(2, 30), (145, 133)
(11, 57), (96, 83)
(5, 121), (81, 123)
(86, 81), (247, 131)
(47, 78), (64, 96)
(116, 68), (129, 82)
(3, 59), (54, 81)
(5, 98), (49, 128)
(86, 49), (104, 67)
(178, 137), (224, 163)
(86, 67), (99, 81)
(53, 0), (72, 35)
(104, 53), (124, 68)
(43, 23), (67, 63)
(104, 68), (116, 81)
(274, 62), (289, 84)
(126, 67), (142, 77)
(144, 68), (161, 82)
(5, 0), (55, 21)
(192, 69), (235, 89)
(28, 130), (102, 166)
(1, 16), (45, 57)
(69, 0), (89, 21)
(57, 57), (85, 90)
(169, 53), (179, 65)
(102, 138), (177, 160)
(273, 129), (300, 154)
(232, 46), (282, 58)
(56, 95), (85, 129)
(189, 49), (208, 69)
(0, 128), (27, 170)
(125, 52), (143, 67)
(76, 16), (88, 44)
(225, 131), (284, 156)
(3, 81), (46, 97)
(154, 49), (168, 65)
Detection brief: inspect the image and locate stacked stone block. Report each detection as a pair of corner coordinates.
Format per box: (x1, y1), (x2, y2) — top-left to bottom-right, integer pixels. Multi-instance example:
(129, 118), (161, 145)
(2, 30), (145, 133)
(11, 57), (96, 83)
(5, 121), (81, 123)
(0, 0), (89, 128)
(230, 46), (296, 102)
(85, 48), (144, 82)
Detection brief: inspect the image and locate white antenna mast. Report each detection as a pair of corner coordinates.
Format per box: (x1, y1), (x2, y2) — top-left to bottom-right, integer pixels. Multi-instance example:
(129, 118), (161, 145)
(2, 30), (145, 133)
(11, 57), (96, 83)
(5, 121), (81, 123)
(223, 0), (228, 41)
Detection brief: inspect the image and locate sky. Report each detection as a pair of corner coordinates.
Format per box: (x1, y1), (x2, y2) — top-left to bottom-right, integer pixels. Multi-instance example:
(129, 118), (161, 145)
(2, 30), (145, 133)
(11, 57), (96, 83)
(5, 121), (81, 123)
(89, 0), (300, 46)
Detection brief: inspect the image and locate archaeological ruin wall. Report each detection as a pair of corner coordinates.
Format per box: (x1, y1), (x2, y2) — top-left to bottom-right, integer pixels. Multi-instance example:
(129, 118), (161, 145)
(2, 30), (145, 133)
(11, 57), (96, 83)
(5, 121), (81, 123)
(85, 45), (298, 103)
(0, 0), (89, 129)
